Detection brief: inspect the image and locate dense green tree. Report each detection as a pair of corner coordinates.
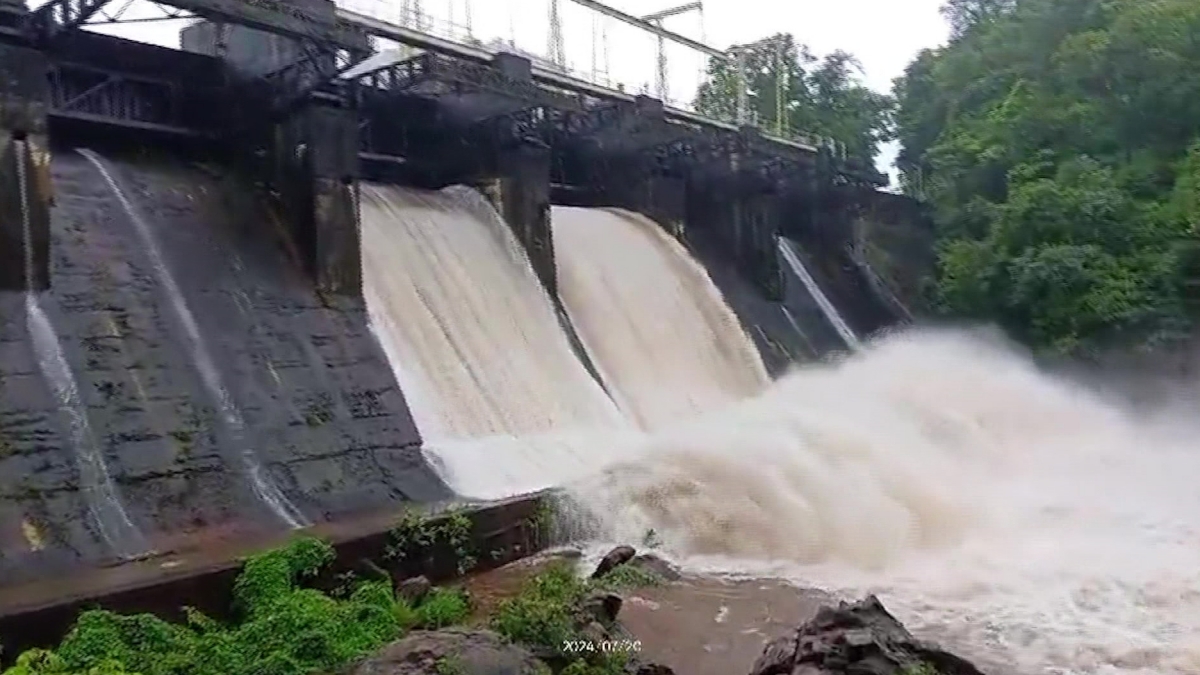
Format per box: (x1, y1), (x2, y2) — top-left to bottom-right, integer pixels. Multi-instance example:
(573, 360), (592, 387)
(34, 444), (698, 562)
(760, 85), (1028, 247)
(894, 0), (1200, 355)
(693, 34), (894, 163)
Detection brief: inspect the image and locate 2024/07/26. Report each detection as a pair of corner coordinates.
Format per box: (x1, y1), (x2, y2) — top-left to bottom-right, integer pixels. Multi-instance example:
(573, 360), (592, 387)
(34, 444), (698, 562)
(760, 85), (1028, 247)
(562, 639), (642, 653)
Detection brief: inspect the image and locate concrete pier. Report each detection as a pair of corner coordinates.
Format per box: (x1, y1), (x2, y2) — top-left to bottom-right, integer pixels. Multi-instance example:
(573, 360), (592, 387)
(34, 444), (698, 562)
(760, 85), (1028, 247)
(484, 145), (556, 297)
(182, 15), (363, 297)
(284, 101), (362, 296)
(687, 174), (784, 302)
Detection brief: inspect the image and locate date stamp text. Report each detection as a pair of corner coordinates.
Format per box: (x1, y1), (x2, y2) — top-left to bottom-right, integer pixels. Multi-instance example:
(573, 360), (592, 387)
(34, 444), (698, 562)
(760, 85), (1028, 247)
(561, 639), (642, 654)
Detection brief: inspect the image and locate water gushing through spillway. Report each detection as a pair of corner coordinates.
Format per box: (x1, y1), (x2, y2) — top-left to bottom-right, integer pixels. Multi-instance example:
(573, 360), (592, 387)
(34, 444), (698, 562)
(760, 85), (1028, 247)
(552, 206), (769, 429)
(359, 184), (634, 499)
(359, 180), (1199, 672)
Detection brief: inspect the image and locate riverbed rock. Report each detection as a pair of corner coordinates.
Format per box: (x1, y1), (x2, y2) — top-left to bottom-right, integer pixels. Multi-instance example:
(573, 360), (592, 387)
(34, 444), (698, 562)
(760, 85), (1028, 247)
(395, 575), (432, 606)
(629, 553), (682, 581)
(581, 591), (624, 624)
(592, 545), (637, 578)
(630, 665), (675, 675)
(347, 628), (544, 675)
(747, 595), (986, 675)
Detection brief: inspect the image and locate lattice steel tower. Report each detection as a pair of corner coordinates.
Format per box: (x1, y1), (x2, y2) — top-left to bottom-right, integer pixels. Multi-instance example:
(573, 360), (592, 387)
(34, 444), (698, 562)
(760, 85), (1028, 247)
(639, 2), (702, 103)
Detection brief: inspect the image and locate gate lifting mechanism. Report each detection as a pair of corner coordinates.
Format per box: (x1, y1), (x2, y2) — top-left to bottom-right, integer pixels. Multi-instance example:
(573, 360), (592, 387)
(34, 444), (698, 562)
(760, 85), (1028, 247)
(14, 0), (374, 130)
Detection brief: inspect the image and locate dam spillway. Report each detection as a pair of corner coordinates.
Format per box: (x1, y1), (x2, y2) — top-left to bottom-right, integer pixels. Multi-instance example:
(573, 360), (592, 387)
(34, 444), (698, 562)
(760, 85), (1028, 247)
(0, 0), (923, 649)
(552, 206), (769, 429)
(4, 6), (1196, 675)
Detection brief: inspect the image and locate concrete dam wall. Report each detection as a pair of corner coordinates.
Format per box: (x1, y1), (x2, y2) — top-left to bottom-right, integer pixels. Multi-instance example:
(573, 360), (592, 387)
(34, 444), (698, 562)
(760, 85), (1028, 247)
(0, 148), (449, 585)
(0, 8), (934, 617)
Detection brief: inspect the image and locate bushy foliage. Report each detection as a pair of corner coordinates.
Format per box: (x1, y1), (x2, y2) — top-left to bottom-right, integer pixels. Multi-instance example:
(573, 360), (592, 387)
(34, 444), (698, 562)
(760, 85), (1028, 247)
(693, 34), (894, 164)
(2, 537), (461, 675)
(894, 0), (1200, 354)
(490, 560), (662, 675)
(414, 588), (471, 630)
(491, 562), (587, 651)
(5, 534), (664, 675)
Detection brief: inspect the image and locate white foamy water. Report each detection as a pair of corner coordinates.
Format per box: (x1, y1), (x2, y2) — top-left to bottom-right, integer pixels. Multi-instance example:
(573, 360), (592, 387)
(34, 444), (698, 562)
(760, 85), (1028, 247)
(552, 206), (769, 428)
(359, 184), (633, 498)
(568, 328), (1200, 674)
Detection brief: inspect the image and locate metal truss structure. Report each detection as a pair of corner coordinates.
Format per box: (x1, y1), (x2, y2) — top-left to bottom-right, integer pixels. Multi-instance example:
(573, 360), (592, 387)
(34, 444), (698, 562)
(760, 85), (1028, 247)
(9, 0), (880, 188)
(23, 0), (373, 133)
(71, 1), (194, 27)
(48, 60), (196, 133)
(348, 45), (851, 193)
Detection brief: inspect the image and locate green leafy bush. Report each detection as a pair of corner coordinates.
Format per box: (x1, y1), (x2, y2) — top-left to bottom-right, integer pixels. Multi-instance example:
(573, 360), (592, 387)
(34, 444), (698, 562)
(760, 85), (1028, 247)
(2, 536), (470, 675)
(893, 0), (1200, 354)
(490, 559), (661, 674)
(491, 561), (587, 652)
(415, 588), (471, 629)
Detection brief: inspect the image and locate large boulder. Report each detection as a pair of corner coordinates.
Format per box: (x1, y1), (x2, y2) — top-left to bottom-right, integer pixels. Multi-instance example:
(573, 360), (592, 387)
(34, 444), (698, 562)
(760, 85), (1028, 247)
(748, 596), (986, 675)
(347, 628), (545, 675)
(590, 545), (683, 583)
(592, 545), (637, 578)
(629, 554), (682, 581)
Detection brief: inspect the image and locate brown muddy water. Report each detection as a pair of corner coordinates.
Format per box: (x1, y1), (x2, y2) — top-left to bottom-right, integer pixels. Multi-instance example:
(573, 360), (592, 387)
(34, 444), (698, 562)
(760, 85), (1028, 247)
(460, 550), (833, 675)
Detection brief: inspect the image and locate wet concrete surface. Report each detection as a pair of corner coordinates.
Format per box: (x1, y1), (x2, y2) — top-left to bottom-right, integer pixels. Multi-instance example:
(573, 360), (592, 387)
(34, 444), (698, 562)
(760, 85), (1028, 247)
(684, 226), (825, 376)
(0, 501), (451, 618)
(0, 149), (451, 587)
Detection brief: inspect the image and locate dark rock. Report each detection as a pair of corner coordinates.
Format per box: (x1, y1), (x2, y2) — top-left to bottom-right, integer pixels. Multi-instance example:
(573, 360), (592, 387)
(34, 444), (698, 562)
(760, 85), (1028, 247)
(395, 575), (432, 606)
(749, 635), (798, 675)
(580, 620), (611, 644)
(554, 548), (584, 561)
(746, 595), (986, 675)
(347, 628), (544, 675)
(356, 558), (393, 583)
(629, 553), (682, 581)
(631, 664), (675, 675)
(581, 591), (624, 624)
(592, 545), (637, 579)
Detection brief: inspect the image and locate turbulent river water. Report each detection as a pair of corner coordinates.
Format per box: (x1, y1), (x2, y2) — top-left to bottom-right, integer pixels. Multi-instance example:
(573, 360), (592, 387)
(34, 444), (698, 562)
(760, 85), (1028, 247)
(359, 184), (1200, 674)
(573, 330), (1200, 675)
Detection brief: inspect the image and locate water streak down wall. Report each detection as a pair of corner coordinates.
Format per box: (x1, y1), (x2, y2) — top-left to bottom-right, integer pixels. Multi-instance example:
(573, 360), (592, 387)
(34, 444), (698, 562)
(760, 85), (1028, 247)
(0, 151), (450, 587)
(0, 42), (51, 292)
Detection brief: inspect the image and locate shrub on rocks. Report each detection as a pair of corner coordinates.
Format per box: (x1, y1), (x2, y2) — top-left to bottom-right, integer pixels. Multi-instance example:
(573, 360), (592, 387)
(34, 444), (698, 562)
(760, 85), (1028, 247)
(589, 547), (680, 587)
(2, 541), (674, 675)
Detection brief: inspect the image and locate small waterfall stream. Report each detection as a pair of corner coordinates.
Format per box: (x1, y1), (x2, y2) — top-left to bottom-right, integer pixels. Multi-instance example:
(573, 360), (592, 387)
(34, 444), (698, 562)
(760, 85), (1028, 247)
(779, 236), (861, 350)
(78, 149), (307, 529)
(17, 140), (146, 557)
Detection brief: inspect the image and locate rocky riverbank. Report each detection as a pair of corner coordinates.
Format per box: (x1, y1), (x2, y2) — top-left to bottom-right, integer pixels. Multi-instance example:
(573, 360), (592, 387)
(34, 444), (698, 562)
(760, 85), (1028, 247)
(0, 538), (988, 675)
(451, 544), (990, 675)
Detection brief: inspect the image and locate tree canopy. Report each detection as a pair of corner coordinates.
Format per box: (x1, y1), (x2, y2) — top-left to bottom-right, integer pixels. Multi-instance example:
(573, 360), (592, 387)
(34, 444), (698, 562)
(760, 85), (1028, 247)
(692, 1), (1200, 356)
(894, 0), (1200, 355)
(693, 34), (894, 163)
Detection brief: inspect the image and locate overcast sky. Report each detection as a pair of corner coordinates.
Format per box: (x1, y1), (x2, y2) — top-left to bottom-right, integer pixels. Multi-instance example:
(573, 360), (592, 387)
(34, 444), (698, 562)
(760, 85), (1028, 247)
(28, 0), (950, 174)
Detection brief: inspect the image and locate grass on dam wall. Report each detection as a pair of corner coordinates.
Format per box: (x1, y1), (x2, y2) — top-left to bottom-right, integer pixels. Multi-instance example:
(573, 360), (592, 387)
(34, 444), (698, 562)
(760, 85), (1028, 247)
(0, 508), (663, 675)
